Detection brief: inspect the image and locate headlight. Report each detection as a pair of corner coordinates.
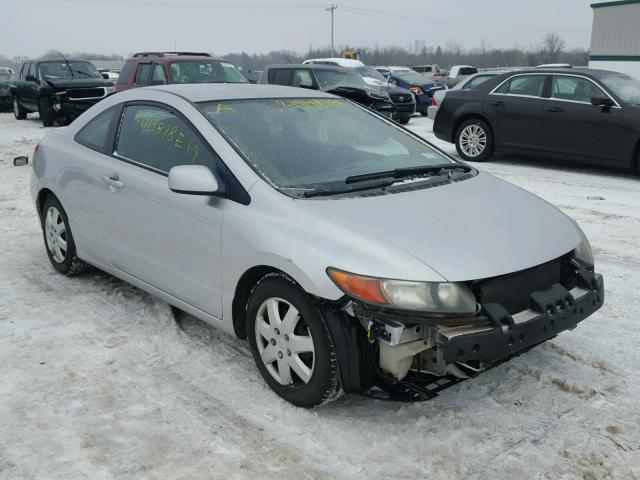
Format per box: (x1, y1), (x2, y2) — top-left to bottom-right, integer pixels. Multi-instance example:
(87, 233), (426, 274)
(409, 86), (423, 95)
(574, 236), (594, 268)
(0, 85), (8, 94)
(105, 85), (115, 94)
(327, 268), (477, 314)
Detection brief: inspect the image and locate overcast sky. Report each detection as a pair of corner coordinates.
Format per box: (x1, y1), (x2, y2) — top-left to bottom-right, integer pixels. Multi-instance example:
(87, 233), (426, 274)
(2, 0), (596, 58)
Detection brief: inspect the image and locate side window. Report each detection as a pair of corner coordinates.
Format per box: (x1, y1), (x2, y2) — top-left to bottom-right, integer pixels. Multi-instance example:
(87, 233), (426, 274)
(29, 63), (38, 79)
(495, 75), (546, 97)
(551, 76), (606, 103)
(21, 63), (30, 78)
(151, 64), (167, 85)
(292, 69), (314, 88)
(135, 63), (152, 85)
(115, 104), (221, 174)
(117, 60), (134, 85)
(268, 68), (293, 86)
(75, 106), (119, 154)
(463, 75), (492, 90)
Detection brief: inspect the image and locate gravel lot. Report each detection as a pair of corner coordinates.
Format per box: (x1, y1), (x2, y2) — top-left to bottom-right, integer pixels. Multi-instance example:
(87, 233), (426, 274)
(1, 110), (639, 480)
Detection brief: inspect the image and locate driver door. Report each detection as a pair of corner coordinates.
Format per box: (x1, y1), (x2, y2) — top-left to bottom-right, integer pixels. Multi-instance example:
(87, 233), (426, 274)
(103, 103), (225, 318)
(541, 75), (622, 162)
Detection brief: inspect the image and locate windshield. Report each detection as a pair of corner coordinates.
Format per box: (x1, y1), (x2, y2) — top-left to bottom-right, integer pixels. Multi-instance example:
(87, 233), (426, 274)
(169, 60), (248, 84)
(356, 66), (387, 85)
(394, 70), (430, 84)
(199, 98), (456, 193)
(601, 75), (640, 105)
(39, 61), (101, 79)
(313, 69), (365, 88)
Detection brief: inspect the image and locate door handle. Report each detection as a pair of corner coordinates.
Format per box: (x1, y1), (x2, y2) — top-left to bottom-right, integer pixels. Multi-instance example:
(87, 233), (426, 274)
(490, 101), (505, 107)
(546, 106), (564, 113)
(102, 174), (124, 190)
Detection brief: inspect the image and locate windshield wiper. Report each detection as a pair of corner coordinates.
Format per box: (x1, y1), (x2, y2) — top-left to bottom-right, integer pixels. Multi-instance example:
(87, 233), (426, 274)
(71, 70), (92, 77)
(302, 179), (396, 198)
(346, 163), (472, 184)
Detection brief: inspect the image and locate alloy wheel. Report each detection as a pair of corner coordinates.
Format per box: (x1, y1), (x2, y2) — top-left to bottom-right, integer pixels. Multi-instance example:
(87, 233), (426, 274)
(44, 206), (67, 263)
(459, 124), (487, 157)
(254, 297), (315, 386)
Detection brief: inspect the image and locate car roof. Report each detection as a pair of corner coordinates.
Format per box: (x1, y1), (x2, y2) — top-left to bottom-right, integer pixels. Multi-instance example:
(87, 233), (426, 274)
(146, 83), (335, 102)
(35, 58), (92, 63)
(491, 66), (621, 78)
(265, 63), (353, 72)
(303, 58), (365, 67)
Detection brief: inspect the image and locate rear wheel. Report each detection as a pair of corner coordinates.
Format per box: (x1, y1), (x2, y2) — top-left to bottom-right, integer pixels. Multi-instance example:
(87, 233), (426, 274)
(246, 274), (341, 408)
(41, 195), (88, 275)
(39, 98), (55, 127)
(13, 97), (26, 120)
(455, 118), (494, 162)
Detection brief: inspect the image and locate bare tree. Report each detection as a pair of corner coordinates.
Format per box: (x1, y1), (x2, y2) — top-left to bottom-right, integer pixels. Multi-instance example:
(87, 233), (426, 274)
(540, 33), (566, 63)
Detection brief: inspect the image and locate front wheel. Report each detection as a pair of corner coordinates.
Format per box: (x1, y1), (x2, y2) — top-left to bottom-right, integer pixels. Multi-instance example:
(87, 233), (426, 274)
(398, 115), (411, 125)
(13, 97), (27, 120)
(246, 274), (341, 408)
(455, 118), (494, 162)
(39, 98), (55, 127)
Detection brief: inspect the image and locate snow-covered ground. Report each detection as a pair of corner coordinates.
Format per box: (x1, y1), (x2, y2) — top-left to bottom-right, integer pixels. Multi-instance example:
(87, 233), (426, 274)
(1, 111), (639, 479)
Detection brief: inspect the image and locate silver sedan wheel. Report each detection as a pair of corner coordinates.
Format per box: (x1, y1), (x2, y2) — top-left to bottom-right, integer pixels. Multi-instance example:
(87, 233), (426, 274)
(255, 297), (315, 386)
(44, 206), (67, 263)
(459, 124), (487, 157)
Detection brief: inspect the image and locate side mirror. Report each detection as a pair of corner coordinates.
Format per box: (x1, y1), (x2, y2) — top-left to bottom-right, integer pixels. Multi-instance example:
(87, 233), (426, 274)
(13, 156), (29, 166)
(591, 97), (614, 107)
(168, 165), (219, 195)
(101, 73), (110, 79)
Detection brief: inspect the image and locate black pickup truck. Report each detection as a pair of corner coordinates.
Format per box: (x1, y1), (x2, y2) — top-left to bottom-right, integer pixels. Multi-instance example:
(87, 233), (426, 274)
(11, 59), (115, 126)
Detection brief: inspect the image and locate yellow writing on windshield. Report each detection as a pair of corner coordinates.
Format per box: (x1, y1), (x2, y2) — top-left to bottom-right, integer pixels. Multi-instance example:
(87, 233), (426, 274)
(275, 99), (344, 108)
(212, 103), (236, 114)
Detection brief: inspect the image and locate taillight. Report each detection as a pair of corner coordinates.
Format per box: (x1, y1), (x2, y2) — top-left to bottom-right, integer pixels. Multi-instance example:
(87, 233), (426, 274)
(431, 97), (438, 106)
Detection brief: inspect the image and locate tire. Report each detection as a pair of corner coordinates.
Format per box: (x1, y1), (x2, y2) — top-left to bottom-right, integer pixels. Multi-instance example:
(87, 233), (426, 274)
(13, 97), (27, 120)
(246, 273), (341, 408)
(455, 118), (494, 162)
(398, 115), (411, 125)
(39, 98), (55, 127)
(41, 195), (88, 275)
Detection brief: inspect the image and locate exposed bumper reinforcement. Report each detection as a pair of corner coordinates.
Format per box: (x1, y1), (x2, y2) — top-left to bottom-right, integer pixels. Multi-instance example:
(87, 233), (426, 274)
(441, 273), (604, 364)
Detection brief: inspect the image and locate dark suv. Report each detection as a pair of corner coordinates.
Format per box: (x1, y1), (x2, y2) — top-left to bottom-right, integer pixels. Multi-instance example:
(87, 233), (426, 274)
(115, 52), (248, 92)
(12, 59), (114, 126)
(0, 70), (13, 110)
(260, 64), (396, 118)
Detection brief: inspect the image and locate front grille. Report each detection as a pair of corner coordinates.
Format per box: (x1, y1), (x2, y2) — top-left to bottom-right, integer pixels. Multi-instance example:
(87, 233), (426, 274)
(67, 88), (105, 100)
(470, 256), (568, 314)
(390, 94), (412, 104)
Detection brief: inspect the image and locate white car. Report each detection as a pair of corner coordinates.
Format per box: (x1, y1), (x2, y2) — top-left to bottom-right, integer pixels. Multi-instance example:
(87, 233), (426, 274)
(303, 58), (365, 68)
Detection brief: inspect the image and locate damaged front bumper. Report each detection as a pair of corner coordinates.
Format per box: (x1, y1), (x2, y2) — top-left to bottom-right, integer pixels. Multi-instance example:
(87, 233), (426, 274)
(350, 261), (604, 382)
(441, 273), (604, 364)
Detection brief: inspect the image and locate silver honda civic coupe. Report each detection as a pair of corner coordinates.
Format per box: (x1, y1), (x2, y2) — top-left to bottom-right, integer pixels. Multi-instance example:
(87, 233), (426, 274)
(31, 84), (604, 407)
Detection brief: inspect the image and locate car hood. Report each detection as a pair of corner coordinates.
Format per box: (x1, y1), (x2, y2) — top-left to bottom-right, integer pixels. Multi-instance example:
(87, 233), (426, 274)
(43, 77), (112, 89)
(298, 172), (582, 282)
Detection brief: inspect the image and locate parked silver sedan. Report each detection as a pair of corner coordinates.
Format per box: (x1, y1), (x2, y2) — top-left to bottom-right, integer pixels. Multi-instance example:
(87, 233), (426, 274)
(32, 84), (604, 407)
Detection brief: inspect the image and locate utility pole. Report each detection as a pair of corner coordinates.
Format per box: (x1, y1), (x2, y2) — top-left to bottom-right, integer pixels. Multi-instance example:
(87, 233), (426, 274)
(326, 4), (337, 57)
